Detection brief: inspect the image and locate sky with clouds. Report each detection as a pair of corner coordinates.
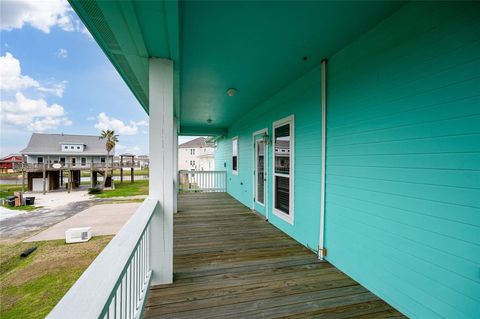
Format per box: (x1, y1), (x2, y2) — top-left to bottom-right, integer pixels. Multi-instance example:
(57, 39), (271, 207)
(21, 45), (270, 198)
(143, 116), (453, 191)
(0, 0), (196, 157)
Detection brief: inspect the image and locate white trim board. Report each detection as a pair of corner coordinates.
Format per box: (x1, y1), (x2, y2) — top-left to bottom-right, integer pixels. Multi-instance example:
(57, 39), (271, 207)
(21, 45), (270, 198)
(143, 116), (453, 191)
(272, 115), (294, 225)
(319, 59), (327, 259)
(251, 128), (268, 219)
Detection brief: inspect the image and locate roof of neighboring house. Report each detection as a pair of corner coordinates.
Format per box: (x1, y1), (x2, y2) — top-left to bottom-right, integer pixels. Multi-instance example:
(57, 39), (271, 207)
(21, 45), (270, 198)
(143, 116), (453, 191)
(0, 153), (22, 162)
(179, 137), (209, 148)
(20, 133), (112, 156)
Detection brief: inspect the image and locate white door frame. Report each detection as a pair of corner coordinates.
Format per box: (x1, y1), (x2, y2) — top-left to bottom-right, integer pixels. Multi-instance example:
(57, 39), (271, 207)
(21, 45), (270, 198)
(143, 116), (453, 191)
(252, 128), (268, 220)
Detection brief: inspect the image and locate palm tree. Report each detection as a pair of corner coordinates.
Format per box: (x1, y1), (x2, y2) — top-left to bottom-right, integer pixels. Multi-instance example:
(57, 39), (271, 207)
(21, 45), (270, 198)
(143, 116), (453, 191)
(99, 130), (119, 188)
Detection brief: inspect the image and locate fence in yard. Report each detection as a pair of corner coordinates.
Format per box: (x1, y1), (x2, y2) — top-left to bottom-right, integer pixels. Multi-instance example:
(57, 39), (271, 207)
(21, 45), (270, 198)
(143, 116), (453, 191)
(179, 170), (227, 193)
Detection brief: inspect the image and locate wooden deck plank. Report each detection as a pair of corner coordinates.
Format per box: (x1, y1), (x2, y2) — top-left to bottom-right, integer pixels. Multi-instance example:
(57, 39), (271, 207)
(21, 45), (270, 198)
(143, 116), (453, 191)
(144, 193), (406, 319)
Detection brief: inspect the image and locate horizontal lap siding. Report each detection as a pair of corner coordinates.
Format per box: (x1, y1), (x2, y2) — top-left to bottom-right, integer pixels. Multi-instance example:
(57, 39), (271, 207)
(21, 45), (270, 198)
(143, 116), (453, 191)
(325, 2), (480, 319)
(216, 68), (322, 251)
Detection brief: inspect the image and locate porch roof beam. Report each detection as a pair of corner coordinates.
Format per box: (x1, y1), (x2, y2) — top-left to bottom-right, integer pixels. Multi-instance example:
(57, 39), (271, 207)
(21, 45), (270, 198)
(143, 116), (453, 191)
(179, 125), (228, 137)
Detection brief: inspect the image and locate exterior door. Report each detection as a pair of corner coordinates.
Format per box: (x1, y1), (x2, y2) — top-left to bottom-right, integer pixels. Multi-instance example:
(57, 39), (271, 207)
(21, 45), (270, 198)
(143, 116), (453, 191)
(253, 132), (267, 217)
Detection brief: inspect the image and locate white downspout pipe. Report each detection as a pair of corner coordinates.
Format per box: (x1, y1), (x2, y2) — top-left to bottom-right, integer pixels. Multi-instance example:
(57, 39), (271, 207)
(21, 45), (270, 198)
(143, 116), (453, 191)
(319, 59), (327, 260)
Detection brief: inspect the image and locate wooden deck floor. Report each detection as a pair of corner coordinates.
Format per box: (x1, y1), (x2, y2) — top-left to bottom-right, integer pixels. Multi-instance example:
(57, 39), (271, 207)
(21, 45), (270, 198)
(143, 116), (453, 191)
(144, 193), (405, 319)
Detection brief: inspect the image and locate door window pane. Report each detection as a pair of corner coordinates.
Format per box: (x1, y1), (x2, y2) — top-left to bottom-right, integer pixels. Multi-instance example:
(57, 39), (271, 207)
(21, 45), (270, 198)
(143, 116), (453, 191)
(275, 176), (290, 214)
(232, 138), (238, 172)
(257, 141), (265, 204)
(274, 124), (290, 174)
(273, 119), (293, 218)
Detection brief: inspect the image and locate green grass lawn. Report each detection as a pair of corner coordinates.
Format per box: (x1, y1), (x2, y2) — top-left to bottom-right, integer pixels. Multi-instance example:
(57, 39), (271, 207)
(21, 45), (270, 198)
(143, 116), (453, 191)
(0, 184), (23, 198)
(1, 205), (41, 212)
(0, 237), (112, 319)
(80, 169), (149, 177)
(94, 179), (149, 198)
(0, 184), (40, 212)
(0, 173), (21, 179)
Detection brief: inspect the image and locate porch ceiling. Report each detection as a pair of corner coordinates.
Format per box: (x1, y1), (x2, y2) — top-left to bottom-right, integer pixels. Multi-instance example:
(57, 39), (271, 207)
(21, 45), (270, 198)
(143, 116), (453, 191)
(70, 0), (405, 135)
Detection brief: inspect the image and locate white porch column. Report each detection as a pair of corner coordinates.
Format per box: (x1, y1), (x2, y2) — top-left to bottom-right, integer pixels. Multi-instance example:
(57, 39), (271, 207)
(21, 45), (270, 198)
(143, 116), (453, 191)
(173, 118), (178, 213)
(149, 58), (174, 285)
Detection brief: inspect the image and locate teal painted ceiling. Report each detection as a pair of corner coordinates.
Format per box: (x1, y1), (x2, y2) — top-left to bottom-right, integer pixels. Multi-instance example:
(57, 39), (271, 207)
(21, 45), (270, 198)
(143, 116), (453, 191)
(70, 0), (405, 135)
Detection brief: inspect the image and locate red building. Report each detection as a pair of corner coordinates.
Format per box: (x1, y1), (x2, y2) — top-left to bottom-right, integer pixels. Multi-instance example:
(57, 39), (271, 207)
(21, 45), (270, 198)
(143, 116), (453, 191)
(0, 154), (22, 173)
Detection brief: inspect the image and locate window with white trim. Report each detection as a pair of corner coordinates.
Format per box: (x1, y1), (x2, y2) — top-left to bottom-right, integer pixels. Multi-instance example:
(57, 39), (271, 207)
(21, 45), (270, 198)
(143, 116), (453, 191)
(232, 137), (238, 175)
(273, 115), (294, 223)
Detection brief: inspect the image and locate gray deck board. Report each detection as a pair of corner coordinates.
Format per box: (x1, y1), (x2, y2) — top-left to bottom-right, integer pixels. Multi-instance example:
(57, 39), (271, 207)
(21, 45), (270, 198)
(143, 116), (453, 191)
(144, 192), (405, 319)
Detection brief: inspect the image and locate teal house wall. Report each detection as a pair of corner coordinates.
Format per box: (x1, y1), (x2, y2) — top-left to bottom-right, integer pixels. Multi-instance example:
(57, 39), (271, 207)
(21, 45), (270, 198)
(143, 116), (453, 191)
(216, 2), (479, 318)
(325, 2), (480, 318)
(216, 67), (323, 251)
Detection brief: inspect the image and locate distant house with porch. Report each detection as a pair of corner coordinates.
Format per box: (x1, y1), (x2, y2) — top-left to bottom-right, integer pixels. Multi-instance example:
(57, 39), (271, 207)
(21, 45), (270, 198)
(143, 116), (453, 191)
(20, 133), (113, 192)
(113, 154), (149, 169)
(136, 155), (149, 169)
(0, 154), (22, 173)
(178, 137), (215, 171)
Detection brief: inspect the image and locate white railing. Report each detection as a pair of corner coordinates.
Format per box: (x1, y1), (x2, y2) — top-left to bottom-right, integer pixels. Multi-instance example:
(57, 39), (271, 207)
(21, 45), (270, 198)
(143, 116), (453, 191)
(47, 198), (158, 319)
(179, 170), (227, 192)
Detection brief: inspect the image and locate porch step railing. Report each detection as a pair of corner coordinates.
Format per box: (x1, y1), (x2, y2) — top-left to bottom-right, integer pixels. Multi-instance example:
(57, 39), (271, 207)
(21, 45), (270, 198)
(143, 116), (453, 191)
(47, 198), (158, 319)
(179, 170), (227, 193)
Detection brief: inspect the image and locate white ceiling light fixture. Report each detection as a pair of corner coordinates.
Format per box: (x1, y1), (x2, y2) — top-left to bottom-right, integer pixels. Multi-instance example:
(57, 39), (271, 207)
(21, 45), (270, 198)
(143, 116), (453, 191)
(227, 88), (237, 97)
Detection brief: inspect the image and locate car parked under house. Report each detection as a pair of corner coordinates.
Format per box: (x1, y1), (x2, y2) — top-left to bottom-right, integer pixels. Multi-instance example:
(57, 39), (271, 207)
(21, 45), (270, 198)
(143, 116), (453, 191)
(48, 1), (479, 318)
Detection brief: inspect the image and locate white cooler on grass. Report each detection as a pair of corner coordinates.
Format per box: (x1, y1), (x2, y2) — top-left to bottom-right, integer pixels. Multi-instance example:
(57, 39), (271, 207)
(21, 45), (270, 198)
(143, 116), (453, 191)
(65, 227), (92, 243)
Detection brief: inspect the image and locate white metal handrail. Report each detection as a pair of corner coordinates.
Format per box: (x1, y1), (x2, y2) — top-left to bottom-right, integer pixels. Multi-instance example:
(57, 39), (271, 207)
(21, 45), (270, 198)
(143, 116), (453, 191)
(179, 170), (227, 192)
(47, 198), (159, 319)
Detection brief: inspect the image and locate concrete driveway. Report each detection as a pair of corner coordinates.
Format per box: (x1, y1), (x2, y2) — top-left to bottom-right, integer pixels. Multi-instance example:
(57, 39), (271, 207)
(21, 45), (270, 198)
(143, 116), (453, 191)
(25, 202), (142, 242)
(0, 188), (146, 242)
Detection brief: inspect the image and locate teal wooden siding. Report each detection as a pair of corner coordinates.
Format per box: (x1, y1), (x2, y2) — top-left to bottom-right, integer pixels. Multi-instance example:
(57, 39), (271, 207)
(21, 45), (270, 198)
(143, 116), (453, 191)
(325, 2), (480, 319)
(215, 67), (322, 251)
(215, 2), (479, 318)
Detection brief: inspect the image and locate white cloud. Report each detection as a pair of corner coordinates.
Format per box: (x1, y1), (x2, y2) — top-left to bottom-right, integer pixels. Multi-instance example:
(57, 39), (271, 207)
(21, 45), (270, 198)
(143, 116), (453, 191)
(86, 116), (95, 121)
(115, 144), (142, 155)
(126, 145), (142, 155)
(0, 92), (72, 132)
(0, 52), (67, 97)
(0, 0), (74, 33)
(94, 112), (147, 136)
(57, 48), (68, 58)
(0, 0), (91, 38)
(80, 25), (93, 40)
(37, 80), (67, 97)
(0, 52), (39, 91)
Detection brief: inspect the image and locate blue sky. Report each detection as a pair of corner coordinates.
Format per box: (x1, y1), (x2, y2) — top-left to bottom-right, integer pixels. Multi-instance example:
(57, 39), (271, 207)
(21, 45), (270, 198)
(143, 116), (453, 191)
(0, 0), (190, 157)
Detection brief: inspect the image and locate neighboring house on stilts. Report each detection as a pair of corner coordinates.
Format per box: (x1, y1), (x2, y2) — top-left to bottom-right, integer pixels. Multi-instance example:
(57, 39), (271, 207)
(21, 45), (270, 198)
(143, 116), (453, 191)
(19, 133), (114, 192)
